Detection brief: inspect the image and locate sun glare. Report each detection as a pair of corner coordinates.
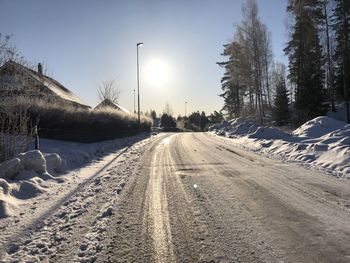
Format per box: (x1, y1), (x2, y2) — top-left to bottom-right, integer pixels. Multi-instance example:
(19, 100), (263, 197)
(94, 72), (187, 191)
(144, 58), (171, 87)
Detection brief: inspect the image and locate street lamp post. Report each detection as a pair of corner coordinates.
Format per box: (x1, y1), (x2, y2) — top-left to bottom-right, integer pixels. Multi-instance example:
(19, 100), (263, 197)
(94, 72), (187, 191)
(137, 42), (143, 130)
(185, 101), (188, 117)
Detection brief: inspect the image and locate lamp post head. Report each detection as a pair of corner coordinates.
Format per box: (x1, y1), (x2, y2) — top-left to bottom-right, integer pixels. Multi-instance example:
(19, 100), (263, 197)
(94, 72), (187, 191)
(137, 42), (143, 47)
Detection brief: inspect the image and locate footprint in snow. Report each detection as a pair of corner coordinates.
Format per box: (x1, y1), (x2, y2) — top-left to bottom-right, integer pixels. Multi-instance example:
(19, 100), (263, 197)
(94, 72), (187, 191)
(80, 243), (88, 251)
(101, 207), (113, 218)
(6, 243), (20, 254)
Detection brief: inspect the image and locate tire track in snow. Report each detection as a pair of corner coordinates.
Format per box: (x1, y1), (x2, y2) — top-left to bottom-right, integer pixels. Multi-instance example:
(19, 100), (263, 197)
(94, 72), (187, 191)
(147, 135), (176, 263)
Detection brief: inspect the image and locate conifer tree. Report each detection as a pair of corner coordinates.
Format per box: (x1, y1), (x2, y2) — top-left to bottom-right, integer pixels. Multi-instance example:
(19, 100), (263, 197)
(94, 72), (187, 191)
(285, 0), (327, 125)
(332, 0), (350, 122)
(200, 111), (209, 131)
(322, 0), (336, 112)
(217, 42), (245, 118)
(273, 75), (290, 126)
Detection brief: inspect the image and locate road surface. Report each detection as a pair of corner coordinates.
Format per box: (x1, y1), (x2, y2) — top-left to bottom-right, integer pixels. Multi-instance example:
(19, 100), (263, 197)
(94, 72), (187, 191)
(1, 132), (350, 262)
(100, 132), (350, 263)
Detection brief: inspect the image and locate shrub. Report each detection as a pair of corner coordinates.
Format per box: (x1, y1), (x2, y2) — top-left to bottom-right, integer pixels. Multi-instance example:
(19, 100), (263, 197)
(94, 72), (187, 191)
(0, 97), (152, 144)
(0, 98), (35, 162)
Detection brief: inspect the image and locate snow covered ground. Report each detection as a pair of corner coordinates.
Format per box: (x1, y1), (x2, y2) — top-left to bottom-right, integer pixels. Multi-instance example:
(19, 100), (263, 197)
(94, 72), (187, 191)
(0, 132), (160, 261)
(0, 133), (152, 218)
(209, 116), (350, 178)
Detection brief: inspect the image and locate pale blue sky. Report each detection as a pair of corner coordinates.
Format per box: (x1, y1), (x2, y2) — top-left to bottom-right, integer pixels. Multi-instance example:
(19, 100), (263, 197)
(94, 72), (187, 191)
(0, 0), (288, 116)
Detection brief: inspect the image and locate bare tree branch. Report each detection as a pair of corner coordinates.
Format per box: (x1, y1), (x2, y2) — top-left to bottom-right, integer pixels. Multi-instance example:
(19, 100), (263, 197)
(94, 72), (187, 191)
(98, 79), (120, 104)
(0, 34), (29, 67)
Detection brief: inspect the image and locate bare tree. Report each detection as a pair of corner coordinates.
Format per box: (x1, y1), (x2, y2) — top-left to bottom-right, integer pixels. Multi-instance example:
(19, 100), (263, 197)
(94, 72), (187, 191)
(234, 0), (273, 123)
(243, 0), (265, 123)
(0, 33), (29, 67)
(98, 79), (121, 103)
(261, 25), (273, 109)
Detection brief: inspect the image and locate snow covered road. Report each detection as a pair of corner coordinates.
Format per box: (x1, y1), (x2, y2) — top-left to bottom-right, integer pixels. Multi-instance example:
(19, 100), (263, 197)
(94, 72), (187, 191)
(1, 132), (350, 262)
(100, 132), (350, 263)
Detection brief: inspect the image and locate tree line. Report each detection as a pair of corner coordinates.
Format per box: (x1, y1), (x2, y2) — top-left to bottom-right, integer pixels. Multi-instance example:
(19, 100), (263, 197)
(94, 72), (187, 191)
(148, 104), (223, 132)
(218, 0), (350, 126)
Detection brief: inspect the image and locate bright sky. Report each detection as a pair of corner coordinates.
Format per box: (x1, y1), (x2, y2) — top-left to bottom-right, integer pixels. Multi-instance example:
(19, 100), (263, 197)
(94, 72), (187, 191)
(0, 0), (288, 116)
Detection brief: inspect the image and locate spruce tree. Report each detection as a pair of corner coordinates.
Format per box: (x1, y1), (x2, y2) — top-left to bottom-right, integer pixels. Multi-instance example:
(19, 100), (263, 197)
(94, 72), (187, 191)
(332, 0), (350, 122)
(217, 42), (244, 118)
(200, 111), (209, 131)
(285, 0), (327, 125)
(273, 76), (290, 126)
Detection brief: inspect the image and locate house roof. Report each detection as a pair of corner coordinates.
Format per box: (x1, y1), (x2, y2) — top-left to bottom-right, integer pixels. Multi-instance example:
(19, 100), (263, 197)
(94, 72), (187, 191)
(95, 98), (130, 114)
(0, 60), (90, 108)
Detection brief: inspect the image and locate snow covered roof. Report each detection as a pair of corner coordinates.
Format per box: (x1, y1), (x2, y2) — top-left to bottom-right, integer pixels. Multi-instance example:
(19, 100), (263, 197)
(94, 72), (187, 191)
(0, 60), (90, 109)
(94, 99), (130, 114)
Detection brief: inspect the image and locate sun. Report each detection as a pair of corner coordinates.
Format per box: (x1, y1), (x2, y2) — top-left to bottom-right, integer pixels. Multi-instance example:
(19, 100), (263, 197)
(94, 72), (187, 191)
(144, 58), (171, 87)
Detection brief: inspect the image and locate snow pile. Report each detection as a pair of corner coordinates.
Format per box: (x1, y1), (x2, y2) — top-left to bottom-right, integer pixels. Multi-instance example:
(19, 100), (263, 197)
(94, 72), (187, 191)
(248, 126), (291, 140)
(0, 150), (66, 218)
(0, 179), (18, 218)
(0, 158), (22, 180)
(210, 116), (350, 177)
(0, 172), (48, 218)
(36, 135), (148, 169)
(209, 118), (289, 140)
(0, 150), (66, 180)
(209, 118), (258, 137)
(0, 134), (148, 219)
(0, 133), (150, 219)
(293, 117), (347, 138)
(17, 150), (47, 174)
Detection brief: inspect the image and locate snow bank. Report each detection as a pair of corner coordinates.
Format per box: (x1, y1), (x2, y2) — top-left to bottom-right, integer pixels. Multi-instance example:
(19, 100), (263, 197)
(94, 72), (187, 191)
(44, 153), (64, 173)
(0, 150), (65, 180)
(0, 179), (17, 218)
(210, 116), (350, 178)
(0, 133), (150, 219)
(0, 150), (65, 218)
(293, 116), (347, 138)
(35, 135), (147, 169)
(248, 126), (291, 140)
(209, 118), (258, 137)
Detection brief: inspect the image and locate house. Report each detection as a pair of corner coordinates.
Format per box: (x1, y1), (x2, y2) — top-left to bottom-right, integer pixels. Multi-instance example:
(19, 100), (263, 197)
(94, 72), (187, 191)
(0, 60), (90, 109)
(94, 98), (130, 114)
